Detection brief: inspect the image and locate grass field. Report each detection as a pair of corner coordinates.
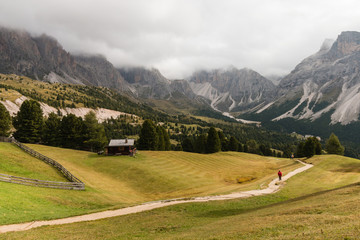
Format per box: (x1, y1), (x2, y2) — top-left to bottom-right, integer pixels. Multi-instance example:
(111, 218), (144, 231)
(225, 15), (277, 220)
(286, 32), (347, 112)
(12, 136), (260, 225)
(3, 154), (360, 239)
(0, 142), (299, 225)
(0, 143), (67, 181)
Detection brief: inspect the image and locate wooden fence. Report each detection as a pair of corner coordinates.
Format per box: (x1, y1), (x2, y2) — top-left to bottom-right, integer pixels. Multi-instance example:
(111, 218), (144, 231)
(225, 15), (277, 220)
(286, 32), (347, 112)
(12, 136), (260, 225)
(0, 173), (84, 190)
(0, 137), (85, 190)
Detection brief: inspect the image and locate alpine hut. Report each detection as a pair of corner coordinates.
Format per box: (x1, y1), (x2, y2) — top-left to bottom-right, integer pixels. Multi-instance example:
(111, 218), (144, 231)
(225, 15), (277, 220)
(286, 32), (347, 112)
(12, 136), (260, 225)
(105, 139), (135, 156)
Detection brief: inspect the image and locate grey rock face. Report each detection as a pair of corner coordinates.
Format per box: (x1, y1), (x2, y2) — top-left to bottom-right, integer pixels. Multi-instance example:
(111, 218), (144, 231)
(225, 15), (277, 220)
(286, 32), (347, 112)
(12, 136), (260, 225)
(266, 31), (360, 125)
(119, 67), (172, 99)
(119, 67), (196, 99)
(188, 67), (275, 112)
(0, 27), (129, 90)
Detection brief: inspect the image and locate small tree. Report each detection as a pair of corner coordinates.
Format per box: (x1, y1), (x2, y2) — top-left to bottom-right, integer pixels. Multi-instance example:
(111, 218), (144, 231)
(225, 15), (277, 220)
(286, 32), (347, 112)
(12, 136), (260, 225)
(218, 131), (228, 151)
(13, 100), (44, 143)
(137, 119), (157, 150)
(228, 136), (239, 151)
(42, 112), (61, 146)
(206, 127), (221, 153)
(182, 137), (194, 152)
(0, 103), (11, 137)
(161, 127), (171, 150)
(302, 137), (322, 158)
(83, 111), (107, 152)
(246, 139), (258, 154)
(325, 133), (344, 155)
(194, 134), (207, 153)
(60, 114), (85, 149)
(156, 126), (165, 150)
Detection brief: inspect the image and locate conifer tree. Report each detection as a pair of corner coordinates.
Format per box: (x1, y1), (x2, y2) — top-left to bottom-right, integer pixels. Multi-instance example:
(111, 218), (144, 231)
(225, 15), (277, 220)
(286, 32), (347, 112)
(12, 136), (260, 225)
(243, 143), (248, 153)
(228, 136), (239, 151)
(238, 143), (244, 152)
(13, 100), (44, 143)
(246, 139), (258, 154)
(218, 131), (228, 151)
(302, 137), (322, 158)
(42, 112), (61, 146)
(206, 127), (221, 153)
(325, 133), (344, 155)
(0, 103), (11, 137)
(156, 126), (165, 150)
(195, 134), (207, 153)
(162, 127), (171, 150)
(83, 111), (107, 152)
(60, 114), (85, 149)
(182, 137), (194, 152)
(137, 119), (157, 150)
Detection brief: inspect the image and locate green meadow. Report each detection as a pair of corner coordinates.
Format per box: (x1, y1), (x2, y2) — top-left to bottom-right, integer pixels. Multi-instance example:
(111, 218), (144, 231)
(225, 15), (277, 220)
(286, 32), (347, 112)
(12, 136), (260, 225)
(0, 142), (298, 225)
(3, 154), (360, 239)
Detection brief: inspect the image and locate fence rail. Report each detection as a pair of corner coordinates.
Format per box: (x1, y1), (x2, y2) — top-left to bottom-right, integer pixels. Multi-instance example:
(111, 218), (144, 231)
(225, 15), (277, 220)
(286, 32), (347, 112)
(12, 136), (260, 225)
(0, 137), (85, 190)
(0, 173), (84, 190)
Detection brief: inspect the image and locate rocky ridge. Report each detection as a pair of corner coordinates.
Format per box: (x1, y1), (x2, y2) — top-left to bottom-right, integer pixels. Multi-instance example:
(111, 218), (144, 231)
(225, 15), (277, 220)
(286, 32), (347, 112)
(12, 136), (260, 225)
(255, 31), (360, 125)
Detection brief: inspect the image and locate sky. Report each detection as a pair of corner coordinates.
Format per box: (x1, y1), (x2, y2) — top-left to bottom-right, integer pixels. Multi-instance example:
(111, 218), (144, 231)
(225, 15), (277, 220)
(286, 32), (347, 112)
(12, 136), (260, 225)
(1, 0), (360, 79)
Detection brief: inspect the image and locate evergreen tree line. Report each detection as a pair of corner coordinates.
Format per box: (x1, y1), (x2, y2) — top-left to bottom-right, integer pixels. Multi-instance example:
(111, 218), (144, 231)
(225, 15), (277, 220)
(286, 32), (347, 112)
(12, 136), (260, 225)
(137, 119), (171, 151)
(0, 100), (346, 158)
(180, 126), (282, 156)
(9, 100), (108, 152)
(296, 133), (344, 158)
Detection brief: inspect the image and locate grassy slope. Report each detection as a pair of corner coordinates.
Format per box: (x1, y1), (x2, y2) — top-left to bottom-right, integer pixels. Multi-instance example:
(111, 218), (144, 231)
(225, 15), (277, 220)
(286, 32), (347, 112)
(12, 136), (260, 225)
(0, 143), (299, 225)
(0, 74), (88, 108)
(3, 155), (360, 239)
(0, 143), (67, 181)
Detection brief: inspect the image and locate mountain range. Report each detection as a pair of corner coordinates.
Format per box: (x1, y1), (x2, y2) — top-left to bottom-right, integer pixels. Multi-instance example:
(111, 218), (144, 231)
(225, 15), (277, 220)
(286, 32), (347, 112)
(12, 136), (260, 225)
(2, 26), (360, 144)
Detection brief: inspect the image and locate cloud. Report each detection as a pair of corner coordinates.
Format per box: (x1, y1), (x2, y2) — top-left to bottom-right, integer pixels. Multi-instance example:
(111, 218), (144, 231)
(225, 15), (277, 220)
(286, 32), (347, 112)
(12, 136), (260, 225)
(1, 0), (360, 79)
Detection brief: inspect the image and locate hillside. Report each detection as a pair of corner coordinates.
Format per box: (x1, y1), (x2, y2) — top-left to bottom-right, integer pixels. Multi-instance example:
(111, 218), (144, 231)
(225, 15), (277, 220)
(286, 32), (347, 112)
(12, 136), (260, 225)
(0, 73), (300, 154)
(0, 142), (67, 181)
(0, 73), (170, 121)
(0, 143), (299, 225)
(3, 154), (360, 239)
(0, 27), (129, 91)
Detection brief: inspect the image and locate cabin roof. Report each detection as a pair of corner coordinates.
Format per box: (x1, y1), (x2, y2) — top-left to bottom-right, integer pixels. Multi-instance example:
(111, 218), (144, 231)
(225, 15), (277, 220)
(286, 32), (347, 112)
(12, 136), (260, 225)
(108, 139), (135, 147)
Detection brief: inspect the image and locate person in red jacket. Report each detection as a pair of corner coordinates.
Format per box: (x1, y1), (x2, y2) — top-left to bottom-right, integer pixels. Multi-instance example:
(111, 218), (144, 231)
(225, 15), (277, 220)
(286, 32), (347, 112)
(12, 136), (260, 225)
(278, 170), (282, 180)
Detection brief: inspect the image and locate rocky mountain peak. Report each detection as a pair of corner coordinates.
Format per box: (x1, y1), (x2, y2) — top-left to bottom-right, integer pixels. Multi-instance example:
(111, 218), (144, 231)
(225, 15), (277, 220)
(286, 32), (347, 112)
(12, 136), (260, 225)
(328, 31), (360, 58)
(319, 38), (335, 52)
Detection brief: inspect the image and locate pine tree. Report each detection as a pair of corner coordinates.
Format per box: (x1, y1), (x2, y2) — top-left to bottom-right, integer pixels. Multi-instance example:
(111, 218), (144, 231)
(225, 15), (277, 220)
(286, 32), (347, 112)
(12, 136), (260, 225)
(296, 142), (305, 158)
(228, 136), (239, 151)
(83, 111), (107, 152)
(13, 100), (44, 143)
(246, 139), (258, 154)
(243, 143), (248, 153)
(0, 103), (11, 137)
(60, 114), (85, 149)
(206, 127), (221, 153)
(325, 133), (344, 155)
(194, 134), (207, 153)
(162, 127), (171, 150)
(156, 126), (165, 150)
(302, 137), (322, 158)
(182, 137), (194, 152)
(137, 119), (157, 150)
(42, 112), (61, 146)
(218, 131), (228, 151)
(238, 143), (244, 152)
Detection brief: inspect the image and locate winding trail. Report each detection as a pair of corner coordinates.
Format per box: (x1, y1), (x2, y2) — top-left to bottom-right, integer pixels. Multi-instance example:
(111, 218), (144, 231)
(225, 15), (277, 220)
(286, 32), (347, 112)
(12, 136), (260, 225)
(0, 160), (313, 234)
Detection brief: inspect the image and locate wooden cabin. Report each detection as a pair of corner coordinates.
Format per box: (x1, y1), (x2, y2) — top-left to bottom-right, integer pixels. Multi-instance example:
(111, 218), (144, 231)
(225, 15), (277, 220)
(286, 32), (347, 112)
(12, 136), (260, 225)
(105, 139), (135, 156)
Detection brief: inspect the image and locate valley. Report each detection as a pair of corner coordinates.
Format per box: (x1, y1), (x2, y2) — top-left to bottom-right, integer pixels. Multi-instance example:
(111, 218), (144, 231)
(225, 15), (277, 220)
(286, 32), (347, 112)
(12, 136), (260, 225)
(0, 142), (299, 225)
(1, 148), (360, 239)
(1, 22), (360, 240)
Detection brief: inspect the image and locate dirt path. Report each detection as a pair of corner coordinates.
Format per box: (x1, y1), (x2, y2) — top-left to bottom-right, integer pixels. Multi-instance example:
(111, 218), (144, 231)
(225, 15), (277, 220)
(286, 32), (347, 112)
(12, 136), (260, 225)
(0, 160), (313, 234)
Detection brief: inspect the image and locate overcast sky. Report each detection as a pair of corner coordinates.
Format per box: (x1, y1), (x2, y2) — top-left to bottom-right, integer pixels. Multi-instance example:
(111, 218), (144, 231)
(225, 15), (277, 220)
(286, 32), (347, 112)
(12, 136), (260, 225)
(1, 0), (360, 79)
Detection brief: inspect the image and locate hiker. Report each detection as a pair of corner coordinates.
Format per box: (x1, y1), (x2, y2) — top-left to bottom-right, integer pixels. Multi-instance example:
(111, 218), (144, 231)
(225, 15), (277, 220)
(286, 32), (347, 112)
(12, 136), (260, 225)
(278, 170), (282, 180)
